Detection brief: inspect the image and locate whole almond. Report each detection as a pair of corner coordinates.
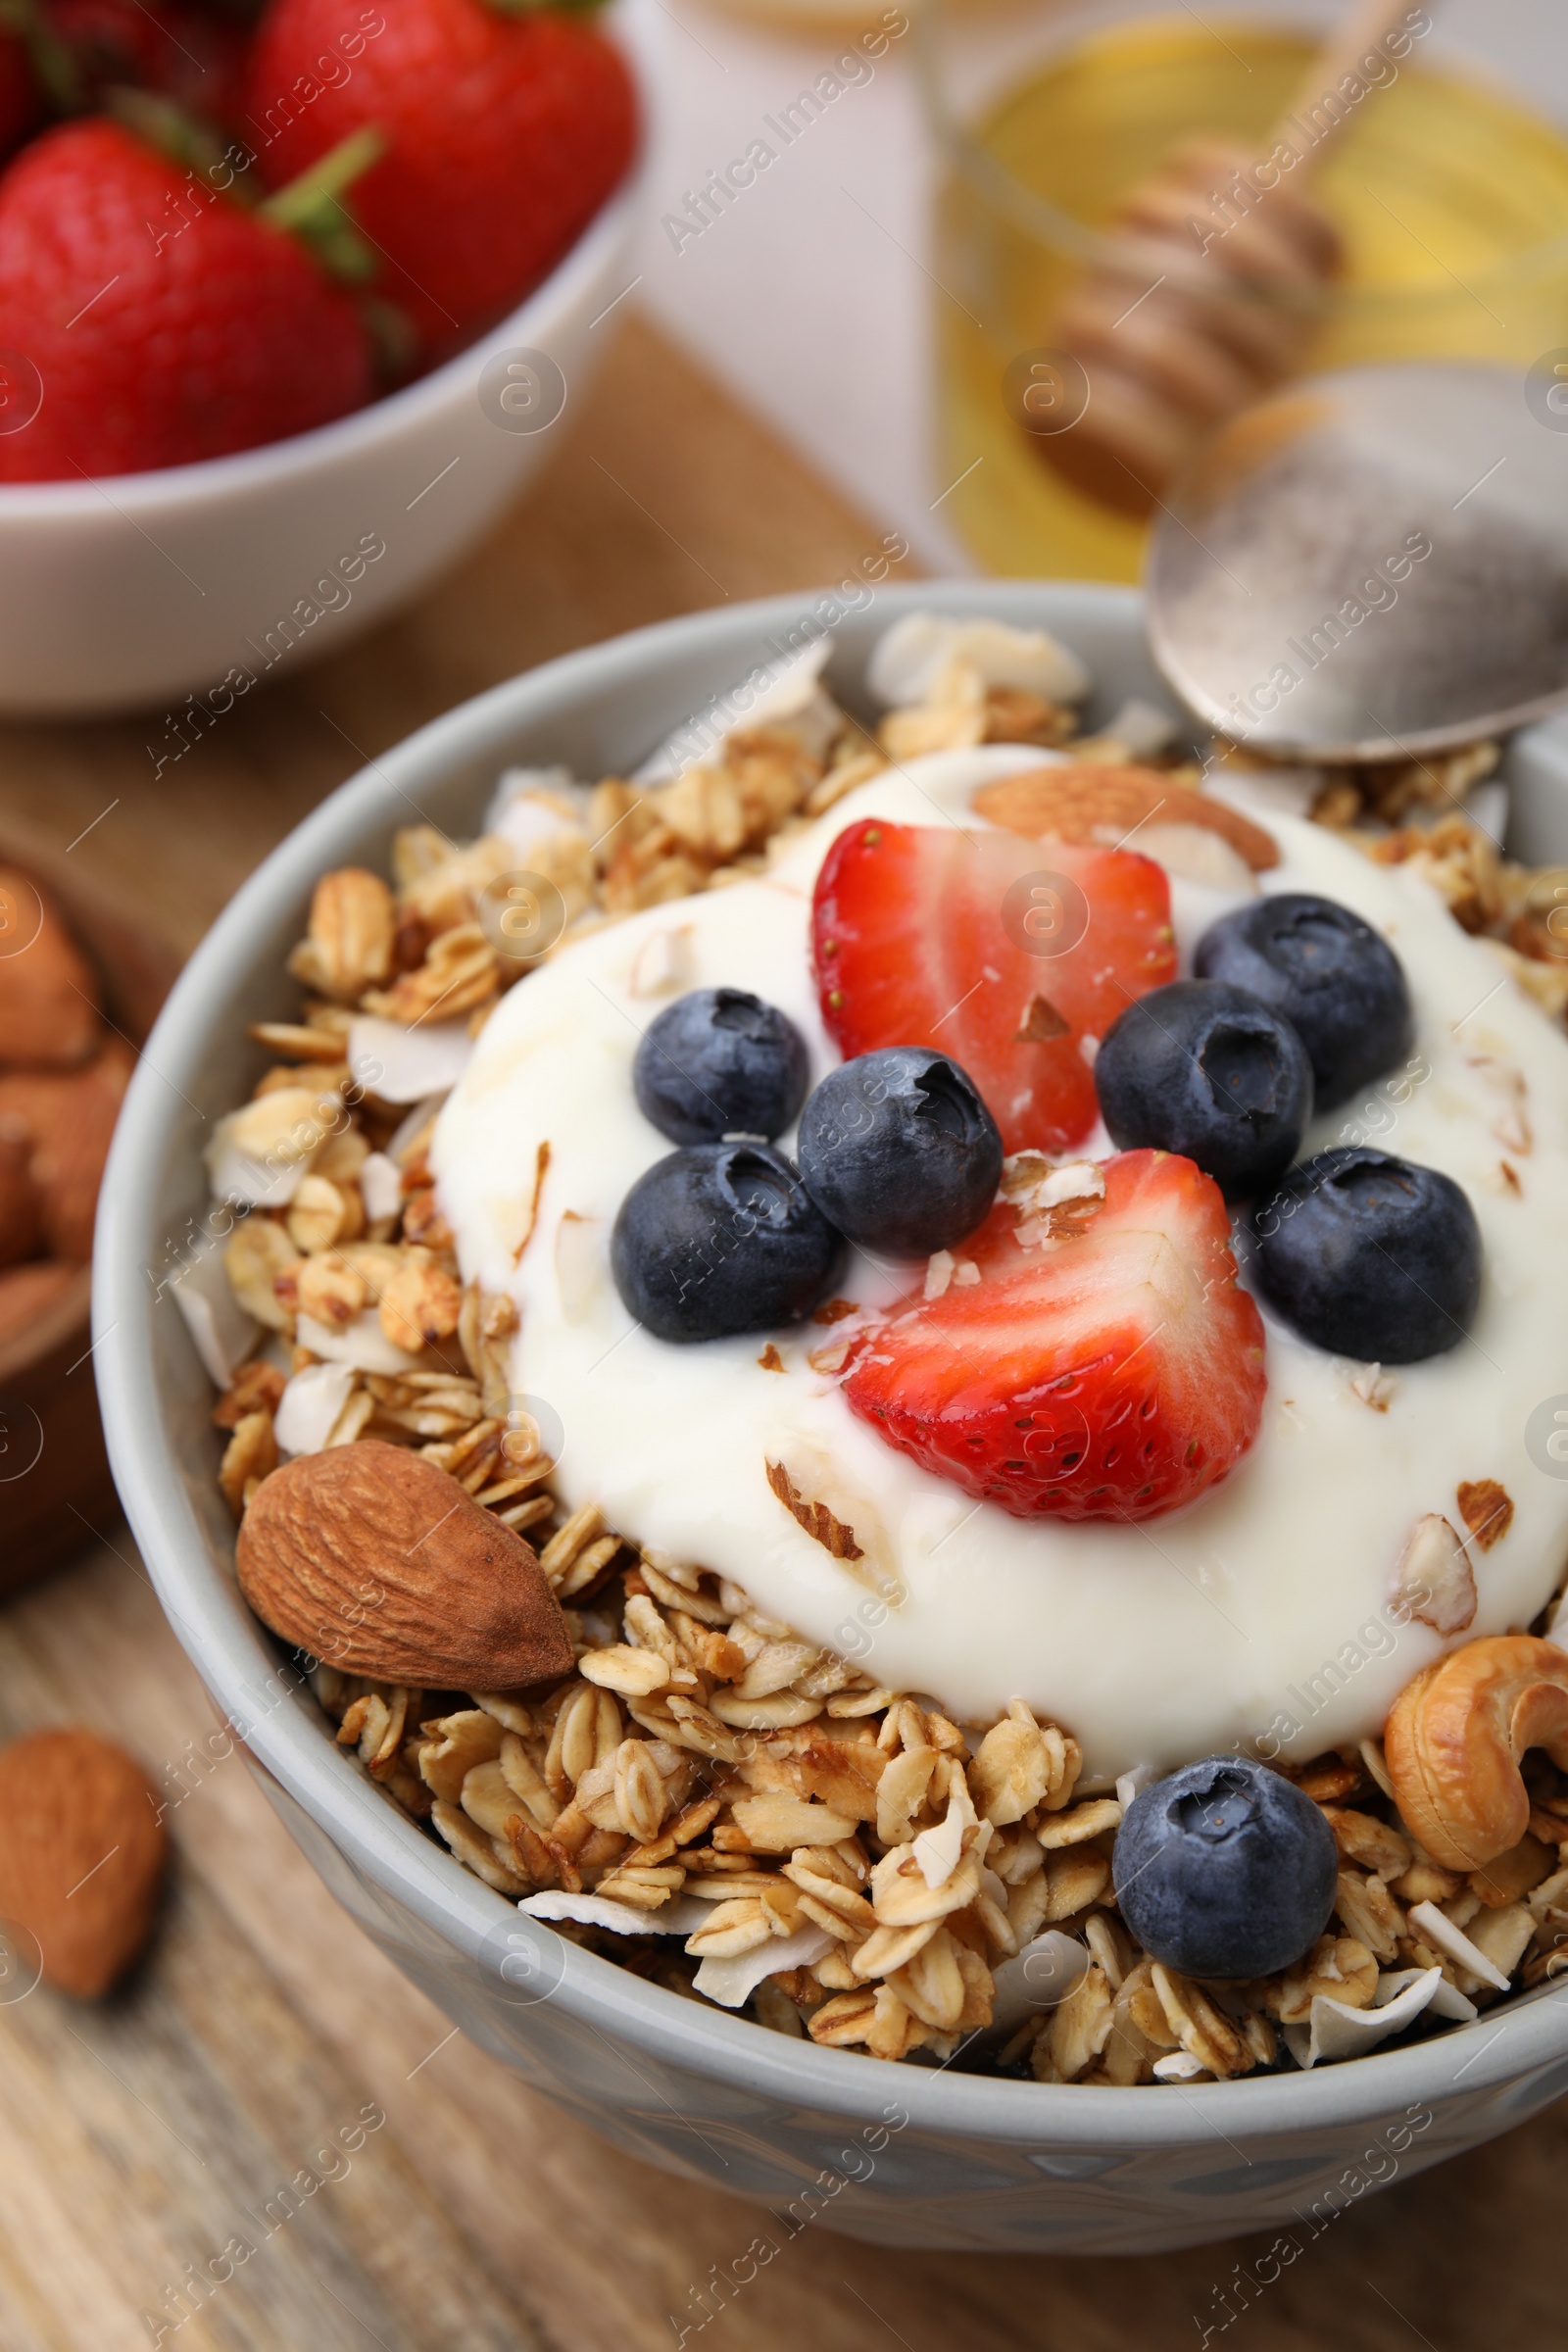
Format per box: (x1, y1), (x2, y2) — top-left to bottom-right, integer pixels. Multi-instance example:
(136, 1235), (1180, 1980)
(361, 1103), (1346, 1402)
(0, 1257), (75, 1351)
(0, 1729), (168, 1998)
(0, 1130), (39, 1268)
(237, 1440), (575, 1689)
(0, 868), (101, 1068)
(0, 1036), (133, 1261)
(972, 762), (1280, 871)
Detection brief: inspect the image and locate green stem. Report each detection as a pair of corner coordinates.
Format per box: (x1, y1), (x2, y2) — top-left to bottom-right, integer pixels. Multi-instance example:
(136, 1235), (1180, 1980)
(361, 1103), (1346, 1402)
(0, 0), (83, 114)
(105, 86), (251, 194)
(261, 124), (386, 284)
(261, 124), (385, 229)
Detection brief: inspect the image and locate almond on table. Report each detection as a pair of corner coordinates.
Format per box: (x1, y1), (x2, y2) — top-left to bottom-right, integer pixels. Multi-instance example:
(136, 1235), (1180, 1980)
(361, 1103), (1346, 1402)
(0, 1038), (134, 1262)
(0, 1730), (168, 1999)
(0, 867), (100, 1068)
(0, 1130), (39, 1268)
(0, 1258), (75, 1350)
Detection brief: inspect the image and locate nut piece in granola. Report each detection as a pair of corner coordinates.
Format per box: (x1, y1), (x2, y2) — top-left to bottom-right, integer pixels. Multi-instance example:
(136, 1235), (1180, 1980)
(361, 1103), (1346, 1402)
(1390, 1513), (1476, 1637)
(972, 764), (1280, 871)
(1385, 1634), (1568, 1872)
(237, 1441), (574, 1688)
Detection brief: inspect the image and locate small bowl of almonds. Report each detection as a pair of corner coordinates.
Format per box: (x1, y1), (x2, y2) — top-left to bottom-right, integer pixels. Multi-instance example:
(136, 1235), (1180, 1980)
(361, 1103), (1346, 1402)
(0, 845), (175, 1586)
(94, 582), (1568, 2257)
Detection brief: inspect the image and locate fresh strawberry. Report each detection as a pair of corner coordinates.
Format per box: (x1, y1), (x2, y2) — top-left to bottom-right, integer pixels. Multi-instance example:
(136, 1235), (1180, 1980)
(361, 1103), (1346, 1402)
(812, 819), (1175, 1156)
(844, 1150), (1266, 1521)
(245, 0), (638, 354)
(44, 0), (251, 130)
(0, 119), (371, 480)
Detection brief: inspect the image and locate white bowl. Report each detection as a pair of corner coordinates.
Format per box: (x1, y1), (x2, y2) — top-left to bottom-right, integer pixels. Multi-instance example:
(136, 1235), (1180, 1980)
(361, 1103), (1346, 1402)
(0, 185), (637, 719)
(94, 582), (1568, 2254)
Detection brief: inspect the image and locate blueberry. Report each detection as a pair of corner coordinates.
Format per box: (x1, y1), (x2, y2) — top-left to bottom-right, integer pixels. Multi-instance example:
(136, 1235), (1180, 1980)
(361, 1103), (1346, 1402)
(796, 1048), (1004, 1258)
(611, 1142), (839, 1342)
(1113, 1755), (1337, 1981)
(1251, 1146), (1482, 1363)
(1095, 980), (1312, 1200)
(1195, 894), (1413, 1110)
(633, 988), (808, 1146)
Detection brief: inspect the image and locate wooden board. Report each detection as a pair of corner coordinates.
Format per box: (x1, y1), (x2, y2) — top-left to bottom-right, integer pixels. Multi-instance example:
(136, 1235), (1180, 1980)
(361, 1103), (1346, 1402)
(0, 315), (1558, 2350)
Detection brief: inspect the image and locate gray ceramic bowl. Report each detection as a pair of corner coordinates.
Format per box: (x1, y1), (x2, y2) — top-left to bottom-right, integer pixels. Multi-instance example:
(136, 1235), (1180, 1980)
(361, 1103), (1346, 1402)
(94, 582), (1568, 2255)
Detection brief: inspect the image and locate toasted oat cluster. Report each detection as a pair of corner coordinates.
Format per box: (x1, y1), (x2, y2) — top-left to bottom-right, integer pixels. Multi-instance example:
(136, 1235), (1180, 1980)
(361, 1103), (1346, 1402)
(294, 1544), (1568, 2080)
(194, 628), (1568, 2078)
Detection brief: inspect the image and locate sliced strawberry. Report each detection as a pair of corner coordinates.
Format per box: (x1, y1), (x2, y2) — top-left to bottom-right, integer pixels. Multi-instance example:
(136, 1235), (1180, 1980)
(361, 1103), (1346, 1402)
(844, 1150), (1266, 1522)
(812, 819), (1175, 1155)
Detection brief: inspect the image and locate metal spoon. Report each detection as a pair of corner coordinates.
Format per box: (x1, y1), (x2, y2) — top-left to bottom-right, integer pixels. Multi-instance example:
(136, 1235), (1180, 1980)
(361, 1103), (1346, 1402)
(1143, 359), (1568, 762)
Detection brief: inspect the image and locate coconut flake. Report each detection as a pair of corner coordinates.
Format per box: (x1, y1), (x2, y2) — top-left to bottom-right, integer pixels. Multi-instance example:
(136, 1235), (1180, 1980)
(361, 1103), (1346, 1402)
(923, 1250), (955, 1301)
(297, 1308), (425, 1375)
(1283, 1966), (1455, 2069)
(484, 766), (584, 844)
(1348, 1362), (1396, 1412)
(518, 1890), (714, 1937)
(634, 640), (835, 784)
(349, 1015), (474, 1106)
(628, 925), (697, 1001)
(691, 1920), (834, 2007)
(360, 1151), (404, 1225)
(749, 640), (834, 724)
(387, 1092), (449, 1164)
(867, 614), (1090, 708)
(1377, 1965), (1477, 2025)
(1115, 1763), (1160, 1811)
(1358, 1737), (1396, 1800)
(170, 1234), (260, 1385)
(1408, 1900), (1511, 1991)
(1391, 1513), (1477, 1635)
(988, 1933), (1092, 2034)
(912, 1795), (965, 1889)
(555, 1211), (606, 1323)
(205, 1087), (337, 1207)
(1101, 697), (1181, 760)
(274, 1360), (357, 1457)
(1152, 2049), (1210, 2082)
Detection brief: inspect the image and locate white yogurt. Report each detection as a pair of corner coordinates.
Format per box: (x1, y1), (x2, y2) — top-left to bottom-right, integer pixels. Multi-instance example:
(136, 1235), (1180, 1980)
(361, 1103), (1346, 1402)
(433, 748), (1568, 1782)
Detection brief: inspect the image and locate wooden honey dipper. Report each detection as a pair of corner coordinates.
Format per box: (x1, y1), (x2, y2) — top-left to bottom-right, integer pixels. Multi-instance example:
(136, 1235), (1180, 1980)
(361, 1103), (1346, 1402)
(1039, 0), (1424, 515)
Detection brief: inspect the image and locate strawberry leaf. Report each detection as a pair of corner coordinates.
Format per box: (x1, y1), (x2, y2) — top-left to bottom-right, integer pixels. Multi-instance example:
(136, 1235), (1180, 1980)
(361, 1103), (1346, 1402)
(0, 0), (80, 113)
(104, 85), (253, 195)
(261, 123), (385, 284)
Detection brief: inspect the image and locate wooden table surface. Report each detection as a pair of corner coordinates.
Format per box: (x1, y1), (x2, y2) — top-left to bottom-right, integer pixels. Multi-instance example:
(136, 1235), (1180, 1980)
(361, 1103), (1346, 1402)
(0, 318), (1555, 2352)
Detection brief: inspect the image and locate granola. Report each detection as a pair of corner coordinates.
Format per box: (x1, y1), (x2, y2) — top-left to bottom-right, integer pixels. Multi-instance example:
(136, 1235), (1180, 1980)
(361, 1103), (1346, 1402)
(185, 616), (1568, 2081)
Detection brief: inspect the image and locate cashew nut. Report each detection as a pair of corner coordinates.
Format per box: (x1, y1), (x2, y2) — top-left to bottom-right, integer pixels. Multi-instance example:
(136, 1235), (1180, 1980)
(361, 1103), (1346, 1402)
(1384, 1635), (1568, 1871)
